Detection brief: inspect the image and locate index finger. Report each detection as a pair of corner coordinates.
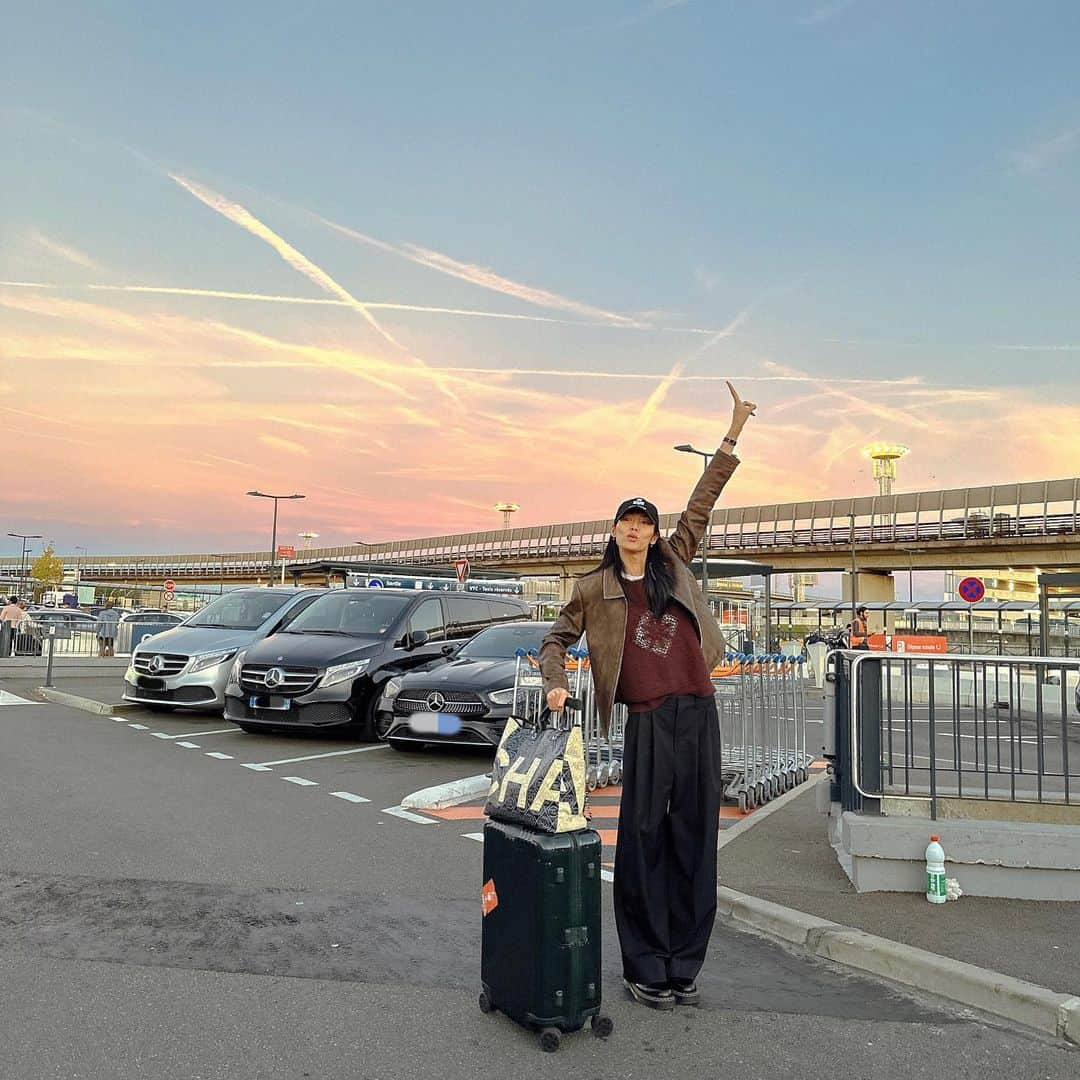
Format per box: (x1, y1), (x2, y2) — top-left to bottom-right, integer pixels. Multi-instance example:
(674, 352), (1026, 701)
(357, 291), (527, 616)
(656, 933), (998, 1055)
(726, 379), (740, 401)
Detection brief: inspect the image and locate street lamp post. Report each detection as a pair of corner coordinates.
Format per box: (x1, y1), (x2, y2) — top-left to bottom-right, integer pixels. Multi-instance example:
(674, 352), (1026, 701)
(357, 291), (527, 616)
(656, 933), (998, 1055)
(674, 445), (716, 596)
(73, 545), (86, 588)
(849, 513), (858, 630)
(245, 491), (305, 585)
(7, 532), (44, 600)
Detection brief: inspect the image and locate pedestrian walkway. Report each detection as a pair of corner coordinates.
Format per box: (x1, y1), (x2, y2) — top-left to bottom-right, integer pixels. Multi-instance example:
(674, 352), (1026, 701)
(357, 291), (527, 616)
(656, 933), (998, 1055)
(716, 781), (1080, 999)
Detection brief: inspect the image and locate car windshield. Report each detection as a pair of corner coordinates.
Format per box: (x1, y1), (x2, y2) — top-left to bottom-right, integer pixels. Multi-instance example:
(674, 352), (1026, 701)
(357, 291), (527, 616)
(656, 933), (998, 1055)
(186, 591), (292, 630)
(456, 622), (554, 660)
(282, 591), (410, 635)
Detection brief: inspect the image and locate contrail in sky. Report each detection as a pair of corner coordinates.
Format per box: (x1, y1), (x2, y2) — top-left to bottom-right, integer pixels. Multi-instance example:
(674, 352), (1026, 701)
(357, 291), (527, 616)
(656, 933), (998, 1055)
(316, 214), (640, 326)
(169, 173), (406, 351)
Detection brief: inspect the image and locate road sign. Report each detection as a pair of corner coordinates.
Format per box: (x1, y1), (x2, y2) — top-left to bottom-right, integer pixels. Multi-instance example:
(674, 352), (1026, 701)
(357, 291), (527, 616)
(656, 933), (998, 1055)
(958, 576), (985, 603)
(455, 558), (470, 584)
(367, 578), (384, 588)
(277, 545), (296, 558)
(163, 590), (176, 602)
(163, 579), (175, 592)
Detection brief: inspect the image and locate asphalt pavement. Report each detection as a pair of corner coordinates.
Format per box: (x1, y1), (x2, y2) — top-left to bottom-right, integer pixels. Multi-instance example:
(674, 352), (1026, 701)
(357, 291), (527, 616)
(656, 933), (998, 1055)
(1, 682), (1077, 1077)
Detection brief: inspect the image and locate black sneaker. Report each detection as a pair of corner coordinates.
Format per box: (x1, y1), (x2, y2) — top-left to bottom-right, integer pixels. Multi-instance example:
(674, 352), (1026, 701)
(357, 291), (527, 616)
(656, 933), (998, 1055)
(623, 979), (676, 1011)
(668, 978), (699, 1005)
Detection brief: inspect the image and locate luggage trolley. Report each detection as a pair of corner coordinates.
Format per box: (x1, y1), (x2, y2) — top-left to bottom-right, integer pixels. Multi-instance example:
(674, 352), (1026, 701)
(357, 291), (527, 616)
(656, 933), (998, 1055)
(714, 653), (811, 813)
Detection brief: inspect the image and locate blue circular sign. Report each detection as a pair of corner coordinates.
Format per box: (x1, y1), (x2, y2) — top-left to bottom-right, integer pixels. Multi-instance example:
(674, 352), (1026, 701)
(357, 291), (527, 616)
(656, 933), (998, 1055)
(367, 578), (384, 589)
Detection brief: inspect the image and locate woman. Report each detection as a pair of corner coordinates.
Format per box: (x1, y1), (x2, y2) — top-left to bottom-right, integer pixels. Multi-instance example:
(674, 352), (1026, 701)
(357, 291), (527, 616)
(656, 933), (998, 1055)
(539, 380), (755, 1011)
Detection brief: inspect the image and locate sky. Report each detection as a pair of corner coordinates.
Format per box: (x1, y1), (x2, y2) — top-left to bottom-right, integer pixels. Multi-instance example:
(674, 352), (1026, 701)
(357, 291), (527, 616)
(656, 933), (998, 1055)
(2, 0), (1079, 562)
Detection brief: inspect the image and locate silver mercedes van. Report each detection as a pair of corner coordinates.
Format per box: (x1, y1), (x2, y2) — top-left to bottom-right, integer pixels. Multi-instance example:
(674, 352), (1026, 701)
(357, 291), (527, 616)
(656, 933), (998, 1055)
(122, 588), (325, 712)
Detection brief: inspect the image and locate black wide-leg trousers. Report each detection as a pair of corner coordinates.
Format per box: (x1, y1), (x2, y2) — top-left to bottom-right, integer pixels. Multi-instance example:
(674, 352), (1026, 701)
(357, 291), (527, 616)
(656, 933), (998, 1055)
(613, 693), (722, 985)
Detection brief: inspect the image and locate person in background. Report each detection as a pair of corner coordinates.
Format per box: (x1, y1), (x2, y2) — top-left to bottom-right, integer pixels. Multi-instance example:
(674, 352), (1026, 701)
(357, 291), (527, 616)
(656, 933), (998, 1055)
(1, 597), (23, 624)
(96, 599), (121, 657)
(848, 605), (870, 649)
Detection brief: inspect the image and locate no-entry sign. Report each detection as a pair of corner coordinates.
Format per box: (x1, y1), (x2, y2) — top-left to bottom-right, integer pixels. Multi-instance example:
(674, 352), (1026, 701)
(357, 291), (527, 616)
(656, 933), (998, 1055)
(958, 576), (985, 603)
(163, 579), (175, 592)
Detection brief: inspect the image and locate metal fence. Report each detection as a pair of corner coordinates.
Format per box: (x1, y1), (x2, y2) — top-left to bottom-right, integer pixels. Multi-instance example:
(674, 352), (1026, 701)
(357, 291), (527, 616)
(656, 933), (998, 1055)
(829, 651), (1080, 817)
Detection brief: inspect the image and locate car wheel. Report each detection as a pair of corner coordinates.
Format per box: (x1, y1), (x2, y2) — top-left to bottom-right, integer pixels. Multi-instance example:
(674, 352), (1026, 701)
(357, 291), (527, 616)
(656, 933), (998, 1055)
(374, 709), (394, 741)
(350, 691), (381, 742)
(388, 738), (426, 753)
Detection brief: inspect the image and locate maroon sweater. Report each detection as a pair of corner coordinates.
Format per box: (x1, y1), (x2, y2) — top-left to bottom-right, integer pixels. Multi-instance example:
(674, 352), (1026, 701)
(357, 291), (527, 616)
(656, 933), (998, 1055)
(615, 577), (714, 713)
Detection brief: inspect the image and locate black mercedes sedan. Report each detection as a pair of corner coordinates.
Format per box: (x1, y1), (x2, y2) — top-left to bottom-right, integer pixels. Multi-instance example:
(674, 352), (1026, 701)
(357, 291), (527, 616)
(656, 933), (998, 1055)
(376, 621), (555, 751)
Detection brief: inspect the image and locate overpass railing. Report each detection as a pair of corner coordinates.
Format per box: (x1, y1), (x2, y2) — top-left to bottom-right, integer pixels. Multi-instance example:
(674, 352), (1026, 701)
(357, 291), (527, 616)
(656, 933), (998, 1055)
(3, 477), (1077, 579)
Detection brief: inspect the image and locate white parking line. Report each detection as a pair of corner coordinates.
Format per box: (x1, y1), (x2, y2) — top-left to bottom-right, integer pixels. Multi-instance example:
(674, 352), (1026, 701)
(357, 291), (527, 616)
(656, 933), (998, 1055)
(166, 728), (240, 738)
(600, 869), (615, 883)
(113, 717), (131, 722)
(463, 832), (484, 843)
(129, 723), (149, 730)
(206, 752), (234, 760)
(330, 791), (370, 803)
(176, 742), (201, 749)
(283, 776), (318, 787)
(0, 690), (38, 705)
(382, 806), (436, 825)
(241, 763), (273, 772)
(244, 745), (388, 768)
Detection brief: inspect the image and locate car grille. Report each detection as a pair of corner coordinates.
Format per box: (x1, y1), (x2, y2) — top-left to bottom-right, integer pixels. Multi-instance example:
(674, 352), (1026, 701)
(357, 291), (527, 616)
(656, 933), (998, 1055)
(239, 664), (321, 695)
(395, 690), (489, 717)
(228, 700), (353, 727)
(133, 652), (189, 676)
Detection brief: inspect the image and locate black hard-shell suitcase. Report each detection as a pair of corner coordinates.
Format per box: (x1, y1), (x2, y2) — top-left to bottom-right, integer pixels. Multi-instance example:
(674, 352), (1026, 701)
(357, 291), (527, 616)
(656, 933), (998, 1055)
(479, 819), (613, 1051)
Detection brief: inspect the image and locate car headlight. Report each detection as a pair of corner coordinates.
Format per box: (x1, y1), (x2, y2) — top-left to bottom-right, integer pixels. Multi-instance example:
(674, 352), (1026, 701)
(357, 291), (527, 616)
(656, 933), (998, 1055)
(187, 649), (237, 674)
(383, 677), (403, 701)
(487, 687), (516, 706)
(227, 650), (247, 687)
(321, 658), (371, 688)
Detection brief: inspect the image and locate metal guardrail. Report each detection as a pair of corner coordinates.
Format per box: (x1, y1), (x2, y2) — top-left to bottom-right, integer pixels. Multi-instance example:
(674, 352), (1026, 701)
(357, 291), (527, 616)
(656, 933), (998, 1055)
(829, 651), (1080, 817)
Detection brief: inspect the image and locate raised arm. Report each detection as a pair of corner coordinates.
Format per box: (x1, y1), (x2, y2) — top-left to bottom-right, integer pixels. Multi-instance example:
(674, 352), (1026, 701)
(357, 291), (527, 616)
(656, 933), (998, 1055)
(668, 381), (756, 566)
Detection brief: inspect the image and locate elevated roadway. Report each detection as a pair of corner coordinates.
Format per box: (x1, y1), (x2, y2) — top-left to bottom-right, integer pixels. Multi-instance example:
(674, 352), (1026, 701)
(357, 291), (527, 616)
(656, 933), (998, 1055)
(4, 477), (1078, 597)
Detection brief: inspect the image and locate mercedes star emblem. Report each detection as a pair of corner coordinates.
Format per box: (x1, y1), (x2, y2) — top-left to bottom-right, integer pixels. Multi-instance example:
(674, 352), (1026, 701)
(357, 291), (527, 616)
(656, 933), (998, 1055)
(148, 655), (165, 674)
(264, 667), (285, 689)
(426, 691), (447, 712)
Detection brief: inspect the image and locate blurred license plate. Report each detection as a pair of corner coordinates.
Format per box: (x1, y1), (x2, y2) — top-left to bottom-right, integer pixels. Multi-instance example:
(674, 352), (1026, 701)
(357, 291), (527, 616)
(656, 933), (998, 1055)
(250, 695), (291, 711)
(408, 711), (463, 736)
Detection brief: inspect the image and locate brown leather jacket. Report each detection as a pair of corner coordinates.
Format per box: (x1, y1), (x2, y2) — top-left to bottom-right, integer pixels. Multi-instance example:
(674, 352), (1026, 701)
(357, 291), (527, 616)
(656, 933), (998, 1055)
(539, 450), (740, 734)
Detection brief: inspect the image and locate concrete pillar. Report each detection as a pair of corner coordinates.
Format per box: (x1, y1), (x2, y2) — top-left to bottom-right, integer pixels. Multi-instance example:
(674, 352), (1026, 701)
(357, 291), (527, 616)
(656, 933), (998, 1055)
(842, 571), (896, 633)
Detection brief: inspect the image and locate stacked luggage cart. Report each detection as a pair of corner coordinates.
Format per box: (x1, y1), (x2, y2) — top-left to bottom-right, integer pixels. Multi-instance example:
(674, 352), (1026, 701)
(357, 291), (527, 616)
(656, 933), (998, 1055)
(512, 646), (812, 812)
(713, 653), (812, 813)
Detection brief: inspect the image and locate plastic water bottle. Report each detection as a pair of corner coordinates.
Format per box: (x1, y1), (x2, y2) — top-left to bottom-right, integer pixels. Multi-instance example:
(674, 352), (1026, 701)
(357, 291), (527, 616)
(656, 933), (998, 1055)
(925, 836), (947, 904)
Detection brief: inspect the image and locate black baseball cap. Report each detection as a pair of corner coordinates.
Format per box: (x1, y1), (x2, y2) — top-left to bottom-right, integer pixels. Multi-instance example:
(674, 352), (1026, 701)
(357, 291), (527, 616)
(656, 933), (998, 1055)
(613, 496), (660, 530)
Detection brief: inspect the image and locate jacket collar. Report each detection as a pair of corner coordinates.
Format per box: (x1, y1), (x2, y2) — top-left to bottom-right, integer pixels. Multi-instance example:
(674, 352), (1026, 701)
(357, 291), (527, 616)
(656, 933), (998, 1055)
(603, 541), (703, 628)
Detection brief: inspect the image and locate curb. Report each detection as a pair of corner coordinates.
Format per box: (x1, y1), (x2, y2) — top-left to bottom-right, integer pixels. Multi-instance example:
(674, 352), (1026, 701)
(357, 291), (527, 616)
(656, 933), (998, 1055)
(401, 773), (491, 810)
(716, 886), (1080, 1044)
(37, 687), (119, 716)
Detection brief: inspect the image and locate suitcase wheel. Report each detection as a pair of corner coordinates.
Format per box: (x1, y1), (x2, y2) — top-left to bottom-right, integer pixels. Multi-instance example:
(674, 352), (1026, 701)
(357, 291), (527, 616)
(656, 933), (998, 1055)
(591, 1014), (614, 1038)
(478, 990), (494, 1014)
(538, 1027), (561, 1053)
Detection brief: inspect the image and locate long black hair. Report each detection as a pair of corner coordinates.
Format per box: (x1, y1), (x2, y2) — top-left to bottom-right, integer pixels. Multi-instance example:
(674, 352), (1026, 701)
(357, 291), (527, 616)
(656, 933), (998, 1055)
(593, 536), (676, 619)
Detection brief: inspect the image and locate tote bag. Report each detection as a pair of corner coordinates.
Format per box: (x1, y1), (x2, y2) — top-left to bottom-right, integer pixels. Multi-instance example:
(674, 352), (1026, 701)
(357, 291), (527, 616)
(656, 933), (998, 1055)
(484, 709), (588, 834)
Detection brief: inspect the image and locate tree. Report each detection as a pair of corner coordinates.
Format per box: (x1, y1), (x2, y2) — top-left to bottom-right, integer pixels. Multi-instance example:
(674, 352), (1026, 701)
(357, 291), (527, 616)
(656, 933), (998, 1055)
(30, 544), (65, 598)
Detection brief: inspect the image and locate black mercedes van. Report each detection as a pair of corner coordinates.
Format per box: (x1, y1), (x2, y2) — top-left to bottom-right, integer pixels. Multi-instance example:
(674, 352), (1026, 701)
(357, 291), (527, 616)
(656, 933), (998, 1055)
(222, 588), (531, 739)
